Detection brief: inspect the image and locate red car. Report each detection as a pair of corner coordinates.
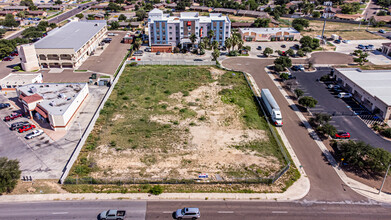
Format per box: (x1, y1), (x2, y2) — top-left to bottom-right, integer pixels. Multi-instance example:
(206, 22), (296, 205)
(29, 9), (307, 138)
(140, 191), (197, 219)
(10, 52), (18, 56)
(2, 56), (14, 61)
(4, 113), (23, 121)
(335, 132), (350, 139)
(18, 124), (36, 133)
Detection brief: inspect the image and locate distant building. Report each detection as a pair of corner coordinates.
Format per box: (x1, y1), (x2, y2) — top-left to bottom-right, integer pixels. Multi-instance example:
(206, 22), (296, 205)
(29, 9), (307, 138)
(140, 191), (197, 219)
(381, 42), (391, 56)
(147, 9), (231, 50)
(17, 83), (89, 131)
(0, 73), (43, 91)
(18, 20), (107, 70)
(239, 27), (301, 42)
(27, 11), (48, 17)
(333, 68), (391, 121)
(37, 4), (64, 11)
(3, 6), (29, 11)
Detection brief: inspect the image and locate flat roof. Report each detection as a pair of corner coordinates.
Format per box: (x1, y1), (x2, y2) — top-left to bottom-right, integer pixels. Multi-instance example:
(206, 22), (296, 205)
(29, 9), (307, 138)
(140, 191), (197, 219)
(18, 83), (87, 115)
(336, 68), (391, 106)
(34, 21), (106, 52)
(239, 27), (299, 34)
(0, 73), (42, 85)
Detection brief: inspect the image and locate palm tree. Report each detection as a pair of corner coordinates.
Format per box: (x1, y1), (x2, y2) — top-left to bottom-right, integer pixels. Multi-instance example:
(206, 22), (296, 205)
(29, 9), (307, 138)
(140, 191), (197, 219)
(225, 37), (232, 53)
(212, 48), (220, 61)
(207, 30), (215, 44)
(189, 33), (197, 48)
(237, 39), (244, 51)
(231, 34), (239, 51)
(212, 40), (219, 50)
(134, 38), (142, 51)
(202, 37), (210, 49)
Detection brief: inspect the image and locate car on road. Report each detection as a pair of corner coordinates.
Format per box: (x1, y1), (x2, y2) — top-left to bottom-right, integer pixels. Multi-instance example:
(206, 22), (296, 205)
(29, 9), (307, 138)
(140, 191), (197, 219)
(156, 51), (161, 55)
(4, 113), (22, 121)
(256, 46), (262, 50)
(338, 92), (352, 98)
(2, 56), (14, 61)
(175, 207), (200, 220)
(10, 121), (30, 131)
(18, 124), (36, 133)
(0, 103), (10, 109)
(194, 59), (203, 61)
(379, 29), (386, 34)
(334, 132), (350, 139)
(99, 209), (126, 220)
(25, 129), (44, 139)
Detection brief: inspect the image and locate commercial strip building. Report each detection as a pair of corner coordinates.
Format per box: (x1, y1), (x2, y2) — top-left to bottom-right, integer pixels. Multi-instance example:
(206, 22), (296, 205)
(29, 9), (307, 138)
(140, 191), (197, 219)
(381, 42), (391, 56)
(17, 83), (89, 131)
(333, 68), (391, 121)
(239, 27), (301, 42)
(18, 20), (107, 71)
(147, 9), (231, 50)
(0, 73), (43, 91)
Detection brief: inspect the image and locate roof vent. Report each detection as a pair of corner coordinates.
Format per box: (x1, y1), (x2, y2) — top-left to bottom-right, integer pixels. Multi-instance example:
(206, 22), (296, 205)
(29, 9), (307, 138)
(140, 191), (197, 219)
(95, 24), (98, 26)
(29, 86), (37, 94)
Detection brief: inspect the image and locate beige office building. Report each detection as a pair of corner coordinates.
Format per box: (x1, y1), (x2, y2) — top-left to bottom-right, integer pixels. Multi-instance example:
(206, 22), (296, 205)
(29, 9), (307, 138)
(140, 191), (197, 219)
(18, 20), (107, 71)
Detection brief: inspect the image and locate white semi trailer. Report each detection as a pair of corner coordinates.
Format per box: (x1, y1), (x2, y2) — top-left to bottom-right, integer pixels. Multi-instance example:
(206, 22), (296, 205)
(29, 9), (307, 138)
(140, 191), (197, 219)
(261, 89), (283, 126)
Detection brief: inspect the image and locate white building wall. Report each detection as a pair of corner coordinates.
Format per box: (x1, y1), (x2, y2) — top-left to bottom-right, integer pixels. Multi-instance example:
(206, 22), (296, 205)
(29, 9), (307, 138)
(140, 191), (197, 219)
(18, 44), (40, 71)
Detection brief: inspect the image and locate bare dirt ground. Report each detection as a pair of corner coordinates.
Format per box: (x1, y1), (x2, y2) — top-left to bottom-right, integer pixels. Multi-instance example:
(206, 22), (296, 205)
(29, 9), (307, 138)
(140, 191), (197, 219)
(7, 180), (68, 195)
(90, 68), (281, 181)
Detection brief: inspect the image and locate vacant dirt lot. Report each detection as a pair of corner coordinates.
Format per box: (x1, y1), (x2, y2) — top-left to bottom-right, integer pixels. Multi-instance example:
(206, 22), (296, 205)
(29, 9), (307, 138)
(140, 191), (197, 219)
(70, 66), (286, 183)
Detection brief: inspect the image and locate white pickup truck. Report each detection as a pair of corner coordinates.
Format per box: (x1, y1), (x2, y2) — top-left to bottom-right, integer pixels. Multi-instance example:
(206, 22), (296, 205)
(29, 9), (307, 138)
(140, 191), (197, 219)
(99, 210), (126, 220)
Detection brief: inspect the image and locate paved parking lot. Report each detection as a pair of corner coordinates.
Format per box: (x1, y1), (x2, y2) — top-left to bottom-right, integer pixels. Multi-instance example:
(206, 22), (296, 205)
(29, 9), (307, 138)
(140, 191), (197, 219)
(136, 45), (213, 62)
(0, 55), (21, 79)
(78, 31), (130, 74)
(290, 67), (391, 151)
(244, 41), (299, 58)
(0, 86), (107, 179)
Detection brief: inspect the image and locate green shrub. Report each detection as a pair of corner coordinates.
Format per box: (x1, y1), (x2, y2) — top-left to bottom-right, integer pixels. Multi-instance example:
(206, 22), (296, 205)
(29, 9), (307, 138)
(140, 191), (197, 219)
(13, 65), (21, 71)
(148, 185), (163, 195)
(129, 62), (137, 66)
(382, 128), (391, 138)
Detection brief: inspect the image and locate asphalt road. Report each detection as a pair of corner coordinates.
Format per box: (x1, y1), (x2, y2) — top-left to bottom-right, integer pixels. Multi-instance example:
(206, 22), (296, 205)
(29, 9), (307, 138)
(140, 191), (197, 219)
(364, 0), (381, 20)
(291, 67), (391, 151)
(222, 55), (366, 202)
(8, 2), (95, 40)
(0, 200), (390, 220)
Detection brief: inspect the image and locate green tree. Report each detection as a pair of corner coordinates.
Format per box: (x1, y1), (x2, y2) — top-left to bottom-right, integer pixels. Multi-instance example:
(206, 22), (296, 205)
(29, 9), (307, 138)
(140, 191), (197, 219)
(314, 113), (332, 125)
(212, 48), (220, 61)
(377, 10), (387, 16)
(107, 2), (122, 12)
(134, 38), (142, 51)
(353, 50), (369, 65)
(20, 0), (36, 10)
(341, 3), (360, 14)
(0, 29), (6, 38)
(149, 185), (163, 195)
(292, 18), (309, 32)
(0, 157), (21, 194)
(280, 72), (290, 81)
(17, 11), (26, 19)
(76, 13), (84, 19)
(118, 14), (127, 21)
(317, 123), (337, 137)
(136, 10), (146, 21)
(3, 14), (19, 29)
(300, 36), (319, 49)
(253, 18), (270, 27)
(312, 11), (321, 18)
(299, 96), (318, 108)
(294, 89), (304, 99)
(286, 48), (294, 56)
(189, 33), (197, 48)
(224, 37), (232, 52)
(110, 21), (119, 30)
(296, 50), (305, 57)
(54, 0), (62, 5)
(212, 40), (219, 50)
(274, 56), (292, 69)
(263, 47), (273, 57)
(382, 128), (391, 138)
(207, 29), (215, 44)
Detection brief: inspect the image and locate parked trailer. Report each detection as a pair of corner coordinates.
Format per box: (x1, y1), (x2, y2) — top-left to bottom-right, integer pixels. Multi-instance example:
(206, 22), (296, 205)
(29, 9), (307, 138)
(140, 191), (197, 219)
(261, 89), (283, 126)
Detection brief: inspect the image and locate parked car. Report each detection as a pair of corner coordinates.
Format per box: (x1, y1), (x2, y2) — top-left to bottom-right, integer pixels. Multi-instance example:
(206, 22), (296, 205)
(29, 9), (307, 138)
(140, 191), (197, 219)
(10, 121), (30, 131)
(334, 39), (341, 44)
(4, 113), (22, 121)
(291, 65), (304, 71)
(367, 44), (374, 50)
(108, 33), (117, 36)
(194, 59), (203, 61)
(281, 44), (286, 48)
(334, 132), (350, 139)
(145, 47), (151, 52)
(379, 29), (386, 34)
(99, 209), (126, 220)
(294, 44), (300, 49)
(175, 207), (201, 220)
(327, 84), (340, 89)
(358, 44), (364, 49)
(342, 40), (350, 44)
(102, 38), (112, 43)
(25, 129), (44, 139)
(2, 56), (14, 61)
(18, 124), (36, 133)
(0, 103), (10, 109)
(156, 51), (161, 55)
(257, 46), (262, 50)
(133, 50), (144, 56)
(10, 51), (18, 56)
(337, 92), (352, 98)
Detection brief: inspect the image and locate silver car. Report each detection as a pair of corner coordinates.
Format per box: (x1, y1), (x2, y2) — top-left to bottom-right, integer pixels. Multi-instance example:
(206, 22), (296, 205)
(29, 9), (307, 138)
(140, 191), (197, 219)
(175, 207), (200, 220)
(25, 129), (44, 139)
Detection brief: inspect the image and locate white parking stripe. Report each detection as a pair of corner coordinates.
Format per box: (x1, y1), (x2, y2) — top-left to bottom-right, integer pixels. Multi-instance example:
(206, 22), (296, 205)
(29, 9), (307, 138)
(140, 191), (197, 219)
(163, 211), (172, 213)
(218, 211), (234, 214)
(52, 212), (68, 215)
(272, 211), (288, 214)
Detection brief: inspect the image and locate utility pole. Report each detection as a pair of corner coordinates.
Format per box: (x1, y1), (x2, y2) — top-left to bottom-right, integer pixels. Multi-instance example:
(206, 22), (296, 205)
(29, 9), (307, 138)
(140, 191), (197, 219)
(378, 164), (391, 195)
(321, 19), (326, 43)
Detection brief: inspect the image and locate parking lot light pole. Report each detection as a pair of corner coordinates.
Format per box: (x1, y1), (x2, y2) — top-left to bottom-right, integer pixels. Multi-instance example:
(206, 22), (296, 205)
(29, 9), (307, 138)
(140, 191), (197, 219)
(378, 164), (391, 195)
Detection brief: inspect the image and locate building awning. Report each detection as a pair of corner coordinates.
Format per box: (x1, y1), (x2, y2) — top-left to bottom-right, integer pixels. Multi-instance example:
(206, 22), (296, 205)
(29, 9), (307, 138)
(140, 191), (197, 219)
(180, 38), (192, 44)
(35, 106), (48, 118)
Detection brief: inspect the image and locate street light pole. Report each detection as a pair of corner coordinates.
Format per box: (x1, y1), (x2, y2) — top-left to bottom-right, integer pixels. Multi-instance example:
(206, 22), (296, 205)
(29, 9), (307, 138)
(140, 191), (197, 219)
(378, 164), (391, 195)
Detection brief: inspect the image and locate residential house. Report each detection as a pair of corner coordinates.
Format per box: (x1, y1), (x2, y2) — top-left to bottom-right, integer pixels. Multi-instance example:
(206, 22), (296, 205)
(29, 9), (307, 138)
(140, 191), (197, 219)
(27, 11), (47, 17)
(3, 6), (29, 11)
(334, 13), (363, 21)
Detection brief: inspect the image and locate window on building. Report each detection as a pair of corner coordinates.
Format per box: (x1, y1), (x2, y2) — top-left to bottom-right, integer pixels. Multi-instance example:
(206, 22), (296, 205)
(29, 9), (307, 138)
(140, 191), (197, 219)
(169, 32), (172, 34)
(169, 26), (172, 29)
(196, 27), (198, 29)
(176, 36), (179, 40)
(169, 37), (172, 40)
(181, 27), (184, 29)
(226, 32), (228, 35)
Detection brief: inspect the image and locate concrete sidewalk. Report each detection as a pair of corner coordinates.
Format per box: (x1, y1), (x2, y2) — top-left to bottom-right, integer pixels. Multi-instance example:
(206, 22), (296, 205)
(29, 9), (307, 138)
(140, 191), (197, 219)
(264, 67), (391, 204)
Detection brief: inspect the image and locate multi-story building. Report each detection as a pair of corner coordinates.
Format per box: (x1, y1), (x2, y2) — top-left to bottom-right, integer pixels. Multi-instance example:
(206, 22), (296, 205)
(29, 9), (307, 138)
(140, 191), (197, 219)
(148, 8), (231, 50)
(18, 20), (107, 71)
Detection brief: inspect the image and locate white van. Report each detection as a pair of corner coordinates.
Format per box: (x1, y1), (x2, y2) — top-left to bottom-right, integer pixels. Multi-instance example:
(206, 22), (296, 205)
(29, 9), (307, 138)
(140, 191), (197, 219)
(338, 92), (352, 98)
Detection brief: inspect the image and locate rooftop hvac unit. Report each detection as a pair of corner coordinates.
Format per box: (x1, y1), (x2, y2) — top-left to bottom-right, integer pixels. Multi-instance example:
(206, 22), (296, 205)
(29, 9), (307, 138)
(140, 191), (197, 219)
(29, 86), (37, 93)
(49, 100), (56, 106)
(58, 93), (66, 99)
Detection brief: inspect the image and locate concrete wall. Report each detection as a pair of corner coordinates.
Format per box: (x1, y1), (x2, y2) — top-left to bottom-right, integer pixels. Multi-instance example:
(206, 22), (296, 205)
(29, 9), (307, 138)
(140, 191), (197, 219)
(18, 44), (40, 72)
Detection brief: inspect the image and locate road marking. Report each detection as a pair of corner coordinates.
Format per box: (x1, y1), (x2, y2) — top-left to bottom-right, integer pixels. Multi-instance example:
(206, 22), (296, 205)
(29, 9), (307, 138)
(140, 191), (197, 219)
(52, 212), (68, 215)
(218, 211), (234, 214)
(163, 211), (172, 213)
(272, 211), (288, 214)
